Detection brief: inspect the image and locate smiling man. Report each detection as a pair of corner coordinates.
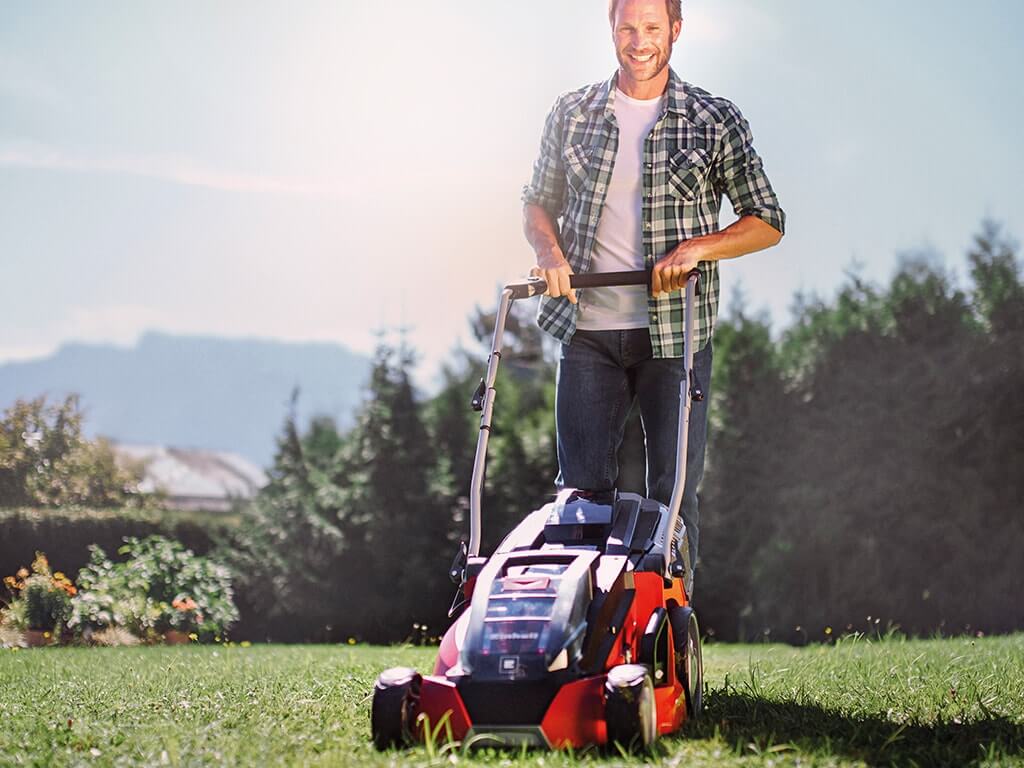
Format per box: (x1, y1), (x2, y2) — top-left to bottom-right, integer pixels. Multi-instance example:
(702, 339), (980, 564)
(522, 0), (785, 577)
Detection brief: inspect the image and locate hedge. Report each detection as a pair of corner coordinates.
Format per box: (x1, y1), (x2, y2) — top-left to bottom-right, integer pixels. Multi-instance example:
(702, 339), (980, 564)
(0, 507), (238, 585)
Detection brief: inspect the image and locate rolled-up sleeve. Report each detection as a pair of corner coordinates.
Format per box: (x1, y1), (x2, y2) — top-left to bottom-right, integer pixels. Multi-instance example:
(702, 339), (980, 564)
(521, 97), (568, 221)
(716, 102), (785, 235)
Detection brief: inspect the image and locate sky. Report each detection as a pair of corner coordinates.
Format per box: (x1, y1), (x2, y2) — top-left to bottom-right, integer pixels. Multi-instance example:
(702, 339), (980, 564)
(2, 0), (1022, 388)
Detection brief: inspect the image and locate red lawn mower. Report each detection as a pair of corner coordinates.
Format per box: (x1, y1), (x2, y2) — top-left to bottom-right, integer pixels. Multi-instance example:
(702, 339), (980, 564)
(371, 270), (704, 751)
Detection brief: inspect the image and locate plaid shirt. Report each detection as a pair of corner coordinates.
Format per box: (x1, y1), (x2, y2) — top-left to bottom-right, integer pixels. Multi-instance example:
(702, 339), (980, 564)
(523, 69), (785, 356)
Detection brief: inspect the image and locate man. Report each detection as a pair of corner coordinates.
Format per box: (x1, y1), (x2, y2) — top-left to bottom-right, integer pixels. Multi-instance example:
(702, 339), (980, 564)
(522, 0), (784, 573)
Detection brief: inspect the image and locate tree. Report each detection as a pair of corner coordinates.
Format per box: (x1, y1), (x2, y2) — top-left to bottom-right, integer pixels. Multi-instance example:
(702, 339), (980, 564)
(334, 342), (453, 640)
(697, 295), (789, 640)
(0, 395), (145, 508)
(226, 390), (351, 641)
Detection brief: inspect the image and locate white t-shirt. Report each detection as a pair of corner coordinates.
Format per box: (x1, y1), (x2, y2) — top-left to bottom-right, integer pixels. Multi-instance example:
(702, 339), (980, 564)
(577, 88), (665, 331)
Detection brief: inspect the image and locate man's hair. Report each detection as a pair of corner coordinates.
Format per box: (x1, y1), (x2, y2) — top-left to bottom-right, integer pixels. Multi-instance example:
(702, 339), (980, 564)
(608, 0), (682, 27)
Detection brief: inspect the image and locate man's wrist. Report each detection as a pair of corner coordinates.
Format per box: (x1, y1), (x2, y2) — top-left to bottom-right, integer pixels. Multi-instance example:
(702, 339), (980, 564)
(676, 236), (715, 264)
(535, 242), (563, 263)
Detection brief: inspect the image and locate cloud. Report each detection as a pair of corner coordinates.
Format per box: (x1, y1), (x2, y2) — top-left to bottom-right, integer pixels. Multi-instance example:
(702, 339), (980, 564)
(0, 141), (348, 200)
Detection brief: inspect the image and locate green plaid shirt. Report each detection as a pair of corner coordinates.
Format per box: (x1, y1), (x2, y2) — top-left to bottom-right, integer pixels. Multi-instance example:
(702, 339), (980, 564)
(523, 69), (785, 356)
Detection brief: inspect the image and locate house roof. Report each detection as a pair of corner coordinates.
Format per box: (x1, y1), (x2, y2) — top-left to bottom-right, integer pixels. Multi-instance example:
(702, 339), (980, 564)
(114, 444), (267, 502)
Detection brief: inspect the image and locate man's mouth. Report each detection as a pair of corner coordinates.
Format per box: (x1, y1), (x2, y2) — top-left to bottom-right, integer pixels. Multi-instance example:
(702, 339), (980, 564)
(628, 52), (655, 63)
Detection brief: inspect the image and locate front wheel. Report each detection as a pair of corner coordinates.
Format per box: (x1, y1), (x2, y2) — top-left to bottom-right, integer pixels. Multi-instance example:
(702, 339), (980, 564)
(370, 667), (421, 750)
(604, 664), (657, 752)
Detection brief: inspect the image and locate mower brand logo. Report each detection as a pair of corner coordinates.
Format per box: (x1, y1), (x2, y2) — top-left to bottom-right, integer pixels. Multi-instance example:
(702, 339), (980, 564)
(499, 656), (520, 675)
(490, 631), (539, 642)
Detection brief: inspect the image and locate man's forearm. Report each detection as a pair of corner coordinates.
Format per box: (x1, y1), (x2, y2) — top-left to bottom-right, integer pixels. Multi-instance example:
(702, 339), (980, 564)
(687, 215), (783, 263)
(523, 203), (561, 257)
(652, 215), (783, 294)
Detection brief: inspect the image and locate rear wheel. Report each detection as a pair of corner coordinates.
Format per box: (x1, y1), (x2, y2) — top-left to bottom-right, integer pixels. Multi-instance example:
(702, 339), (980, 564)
(684, 611), (703, 718)
(669, 606), (704, 719)
(604, 664), (657, 752)
(371, 667), (421, 750)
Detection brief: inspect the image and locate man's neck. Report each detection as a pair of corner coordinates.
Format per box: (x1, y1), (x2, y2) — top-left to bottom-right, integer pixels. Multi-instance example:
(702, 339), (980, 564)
(616, 67), (670, 101)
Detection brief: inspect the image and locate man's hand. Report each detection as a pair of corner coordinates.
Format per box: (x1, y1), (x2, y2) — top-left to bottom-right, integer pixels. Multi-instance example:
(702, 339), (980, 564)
(651, 216), (784, 296)
(530, 246), (577, 304)
(523, 203), (577, 304)
(651, 239), (704, 296)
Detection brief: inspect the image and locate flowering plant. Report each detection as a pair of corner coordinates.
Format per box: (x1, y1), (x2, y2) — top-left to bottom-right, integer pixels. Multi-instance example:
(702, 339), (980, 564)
(70, 536), (238, 642)
(68, 545), (162, 639)
(2, 553), (75, 632)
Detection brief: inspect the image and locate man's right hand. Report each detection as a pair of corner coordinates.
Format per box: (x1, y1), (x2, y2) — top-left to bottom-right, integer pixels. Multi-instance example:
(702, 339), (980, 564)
(530, 247), (577, 304)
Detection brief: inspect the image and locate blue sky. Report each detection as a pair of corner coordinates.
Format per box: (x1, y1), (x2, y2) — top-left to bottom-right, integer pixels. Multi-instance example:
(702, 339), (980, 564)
(2, 0), (1022, 384)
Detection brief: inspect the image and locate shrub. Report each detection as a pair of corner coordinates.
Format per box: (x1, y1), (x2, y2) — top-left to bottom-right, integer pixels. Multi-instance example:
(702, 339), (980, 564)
(70, 536), (238, 642)
(69, 545), (162, 639)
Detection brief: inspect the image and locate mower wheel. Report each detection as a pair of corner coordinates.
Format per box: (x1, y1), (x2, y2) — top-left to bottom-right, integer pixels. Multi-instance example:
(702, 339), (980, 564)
(684, 610), (703, 718)
(669, 606), (704, 719)
(604, 664), (657, 752)
(371, 667), (421, 750)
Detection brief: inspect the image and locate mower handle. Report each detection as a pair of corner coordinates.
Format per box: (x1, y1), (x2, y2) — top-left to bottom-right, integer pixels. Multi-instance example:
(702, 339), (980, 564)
(465, 268), (700, 590)
(507, 268), (700, 298)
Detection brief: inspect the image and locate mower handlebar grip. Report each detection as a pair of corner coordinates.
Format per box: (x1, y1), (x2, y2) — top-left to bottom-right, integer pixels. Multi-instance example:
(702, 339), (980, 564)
(505, 269), (700, 298)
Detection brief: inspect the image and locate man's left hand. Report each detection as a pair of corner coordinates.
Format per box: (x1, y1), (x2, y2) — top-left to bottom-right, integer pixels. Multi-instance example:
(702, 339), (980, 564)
(651, 240), (705, 296)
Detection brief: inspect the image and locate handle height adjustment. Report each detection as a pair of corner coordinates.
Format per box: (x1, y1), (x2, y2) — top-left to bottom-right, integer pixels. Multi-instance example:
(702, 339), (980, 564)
(448, 541), (468, 584)
(470, 378), (486, 412)
(689, 369), (704, 402)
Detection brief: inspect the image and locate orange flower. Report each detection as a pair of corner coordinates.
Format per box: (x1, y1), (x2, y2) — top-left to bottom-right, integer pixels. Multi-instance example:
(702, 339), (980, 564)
(172, 597), (198, 612)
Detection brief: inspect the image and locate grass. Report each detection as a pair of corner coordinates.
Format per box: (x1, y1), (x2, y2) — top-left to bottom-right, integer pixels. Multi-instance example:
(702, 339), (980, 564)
(0, 635), (1022, 767)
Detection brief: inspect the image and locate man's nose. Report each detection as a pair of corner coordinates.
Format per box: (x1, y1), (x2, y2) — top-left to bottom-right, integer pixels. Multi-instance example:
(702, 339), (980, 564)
(630, 30), (650, 50)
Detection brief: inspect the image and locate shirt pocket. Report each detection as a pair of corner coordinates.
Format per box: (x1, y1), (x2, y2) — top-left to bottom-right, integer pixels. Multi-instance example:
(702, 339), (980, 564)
(668, 147), (711, 202)
(563, 143), (592, 192)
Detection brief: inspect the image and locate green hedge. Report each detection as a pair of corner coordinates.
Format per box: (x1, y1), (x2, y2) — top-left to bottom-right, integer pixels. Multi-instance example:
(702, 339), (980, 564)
(0, 507), (238, 584)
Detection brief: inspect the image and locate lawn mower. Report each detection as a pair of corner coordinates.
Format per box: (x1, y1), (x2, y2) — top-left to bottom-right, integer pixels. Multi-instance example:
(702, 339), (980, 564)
(371, 269), (704, 751)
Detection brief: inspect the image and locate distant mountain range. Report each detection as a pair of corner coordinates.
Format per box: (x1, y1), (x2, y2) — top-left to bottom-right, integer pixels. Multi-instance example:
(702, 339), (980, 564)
(0, 332), (372, 467)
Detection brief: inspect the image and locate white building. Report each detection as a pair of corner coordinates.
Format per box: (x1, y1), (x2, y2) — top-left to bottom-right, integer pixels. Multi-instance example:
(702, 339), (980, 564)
(114, 444), (267, 512)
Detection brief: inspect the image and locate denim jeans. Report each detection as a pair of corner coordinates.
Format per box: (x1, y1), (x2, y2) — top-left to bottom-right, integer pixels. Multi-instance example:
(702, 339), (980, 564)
(555, 328), (712, 569)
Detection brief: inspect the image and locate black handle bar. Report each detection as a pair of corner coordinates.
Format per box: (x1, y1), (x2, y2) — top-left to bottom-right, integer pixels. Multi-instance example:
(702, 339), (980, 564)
(569, 270), (650, 288)
(507, 268), (700, 299)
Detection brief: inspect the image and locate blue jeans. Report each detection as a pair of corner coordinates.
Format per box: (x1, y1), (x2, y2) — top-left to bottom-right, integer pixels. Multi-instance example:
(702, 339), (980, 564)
(555, 328), (712, 569)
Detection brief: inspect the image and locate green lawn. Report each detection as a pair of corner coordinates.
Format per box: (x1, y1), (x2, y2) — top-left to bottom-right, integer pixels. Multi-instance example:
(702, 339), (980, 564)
(1, 635), (1022, 767)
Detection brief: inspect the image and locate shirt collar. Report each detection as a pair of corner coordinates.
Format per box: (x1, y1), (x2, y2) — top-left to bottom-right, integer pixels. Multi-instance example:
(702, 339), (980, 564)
(590, 67), (688, 120)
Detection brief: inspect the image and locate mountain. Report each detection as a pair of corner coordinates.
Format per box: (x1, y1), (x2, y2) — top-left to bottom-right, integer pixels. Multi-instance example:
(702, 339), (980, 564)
(0, 332), (372, 467)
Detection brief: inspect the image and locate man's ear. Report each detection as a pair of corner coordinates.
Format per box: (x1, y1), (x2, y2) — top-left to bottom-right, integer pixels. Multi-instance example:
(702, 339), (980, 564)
(671, 19), (681, 43)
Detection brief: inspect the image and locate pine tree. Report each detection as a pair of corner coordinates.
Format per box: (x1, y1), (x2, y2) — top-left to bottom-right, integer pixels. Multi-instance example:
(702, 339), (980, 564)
(335, 342), (452, 641)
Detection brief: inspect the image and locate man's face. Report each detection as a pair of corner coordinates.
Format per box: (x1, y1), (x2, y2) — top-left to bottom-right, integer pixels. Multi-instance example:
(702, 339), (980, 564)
(611, 0), (681, 86)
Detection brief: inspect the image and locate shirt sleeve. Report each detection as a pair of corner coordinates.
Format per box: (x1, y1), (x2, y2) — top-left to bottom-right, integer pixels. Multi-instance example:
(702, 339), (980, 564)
(521, 96), (568, 221)
(714, 101), (786, 235)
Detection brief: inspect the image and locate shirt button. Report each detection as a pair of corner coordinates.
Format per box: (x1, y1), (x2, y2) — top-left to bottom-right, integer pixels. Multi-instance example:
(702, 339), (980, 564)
(644, 222), (651, 230)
